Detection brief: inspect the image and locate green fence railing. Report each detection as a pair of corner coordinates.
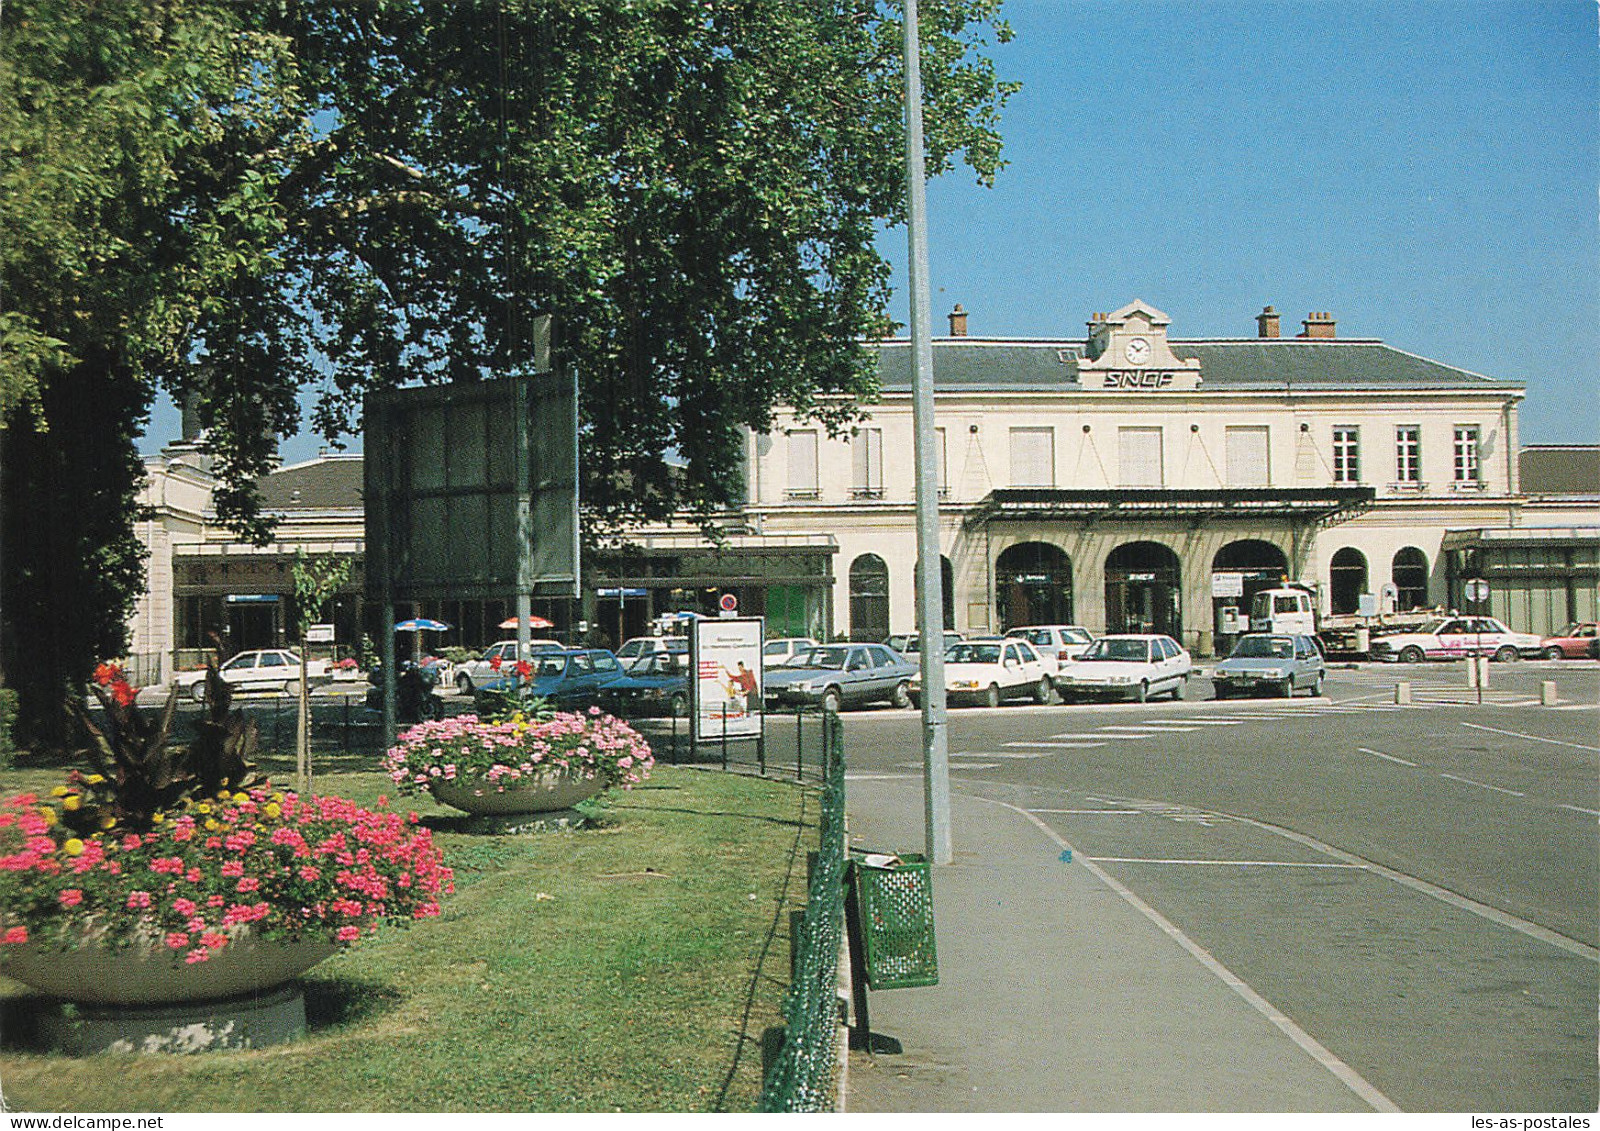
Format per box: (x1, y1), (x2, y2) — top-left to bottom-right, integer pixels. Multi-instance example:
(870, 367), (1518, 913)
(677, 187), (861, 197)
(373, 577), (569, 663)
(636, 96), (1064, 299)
(758, 713), (845, 1112)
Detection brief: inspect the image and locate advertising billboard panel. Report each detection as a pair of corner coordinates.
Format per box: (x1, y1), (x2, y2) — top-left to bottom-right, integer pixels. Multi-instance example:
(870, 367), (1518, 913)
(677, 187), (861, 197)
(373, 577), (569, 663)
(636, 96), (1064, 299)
(690, 617), (764, 740)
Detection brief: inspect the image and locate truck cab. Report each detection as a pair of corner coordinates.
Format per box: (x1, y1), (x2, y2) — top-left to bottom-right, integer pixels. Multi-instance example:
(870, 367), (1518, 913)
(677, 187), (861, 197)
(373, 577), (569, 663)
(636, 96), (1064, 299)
(1250, 588), (1317, 636)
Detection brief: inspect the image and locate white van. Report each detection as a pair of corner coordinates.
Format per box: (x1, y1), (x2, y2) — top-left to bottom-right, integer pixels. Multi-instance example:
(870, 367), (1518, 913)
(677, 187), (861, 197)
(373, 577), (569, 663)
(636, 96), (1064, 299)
(1249, 588), (1316, 636)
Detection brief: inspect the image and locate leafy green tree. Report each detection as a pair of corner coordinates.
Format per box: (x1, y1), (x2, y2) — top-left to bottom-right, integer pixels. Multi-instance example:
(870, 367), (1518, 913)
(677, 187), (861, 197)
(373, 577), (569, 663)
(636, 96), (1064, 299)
(0, 0), (309, 746)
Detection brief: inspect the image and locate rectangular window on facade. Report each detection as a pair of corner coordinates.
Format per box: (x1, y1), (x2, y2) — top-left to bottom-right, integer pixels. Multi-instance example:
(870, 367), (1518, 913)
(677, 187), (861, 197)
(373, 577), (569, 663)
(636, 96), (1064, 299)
(1332, 426), (1360, 483)
(850, 428), (883, 498)
(786, 429), (818, 497)
(1453, 425), (1481, 483)
(1118, 427), (1164, 487)
(1225, 426), (1270, 487)
(1010, 427), (1055, 487)
(1395, 425), (1421, 484)
(934, 426), (949, 498)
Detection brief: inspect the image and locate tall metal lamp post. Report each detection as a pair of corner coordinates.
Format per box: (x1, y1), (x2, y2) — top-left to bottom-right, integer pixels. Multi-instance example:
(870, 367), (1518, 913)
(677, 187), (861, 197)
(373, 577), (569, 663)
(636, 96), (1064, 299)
(903, 0), (952, 866)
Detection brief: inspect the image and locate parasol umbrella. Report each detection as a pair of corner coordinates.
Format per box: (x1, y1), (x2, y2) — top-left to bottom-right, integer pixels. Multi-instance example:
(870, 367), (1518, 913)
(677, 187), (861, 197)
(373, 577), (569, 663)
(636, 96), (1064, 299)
(498, 614), (554, 630)
(395, 618), (452, 632)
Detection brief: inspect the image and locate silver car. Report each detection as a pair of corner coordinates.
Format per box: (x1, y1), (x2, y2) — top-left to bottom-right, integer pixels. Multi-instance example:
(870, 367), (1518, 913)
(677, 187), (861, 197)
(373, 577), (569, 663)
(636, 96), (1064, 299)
(1211, 634), (1326, 699)
(764, 643), (918, 712)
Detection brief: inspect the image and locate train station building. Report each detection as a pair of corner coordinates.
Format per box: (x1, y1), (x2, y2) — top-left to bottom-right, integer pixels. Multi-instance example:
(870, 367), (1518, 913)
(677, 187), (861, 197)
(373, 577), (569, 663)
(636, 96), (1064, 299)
(126, 300), (1598, 682)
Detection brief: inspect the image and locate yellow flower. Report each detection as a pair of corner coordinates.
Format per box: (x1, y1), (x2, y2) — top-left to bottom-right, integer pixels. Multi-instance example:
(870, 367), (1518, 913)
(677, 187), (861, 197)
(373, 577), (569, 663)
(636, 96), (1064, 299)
(263, 803), (282, 819)
(232, 792), (249, 804)
(40, 808), (57, 827)
(62, 838), (84, 857)
(270, 792), (284, 804)
(196, 803), (211, 814)
(151, 812), (166, 825)
(61, 795), (82, 811)
(50, 786), (69, 798)
(85, 774), (105, 785)
(204, 818), (221, 832)
(98, 816), (116, 830)
(216, 790), (231, 801)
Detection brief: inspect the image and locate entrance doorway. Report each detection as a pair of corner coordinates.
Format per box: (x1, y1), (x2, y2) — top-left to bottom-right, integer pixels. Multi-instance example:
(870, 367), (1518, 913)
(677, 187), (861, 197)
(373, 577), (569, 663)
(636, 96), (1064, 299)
(1105, 542), (1182, 638)
(995, 542), (1073, 630)
(1329, 547), (1369, 615)
(1211, 539), (1289, 650)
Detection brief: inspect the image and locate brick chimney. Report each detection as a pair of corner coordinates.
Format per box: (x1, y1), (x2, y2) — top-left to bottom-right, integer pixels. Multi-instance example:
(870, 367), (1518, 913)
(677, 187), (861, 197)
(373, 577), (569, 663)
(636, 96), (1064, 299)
(947, 303), (968, 337)
(1256, 305), (1281, 338)
(1299, 311), (1337, 339)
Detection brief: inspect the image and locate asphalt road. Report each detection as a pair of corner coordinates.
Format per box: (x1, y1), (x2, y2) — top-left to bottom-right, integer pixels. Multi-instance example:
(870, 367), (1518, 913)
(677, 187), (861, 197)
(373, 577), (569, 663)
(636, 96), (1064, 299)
(818, 659), (1600, 1112)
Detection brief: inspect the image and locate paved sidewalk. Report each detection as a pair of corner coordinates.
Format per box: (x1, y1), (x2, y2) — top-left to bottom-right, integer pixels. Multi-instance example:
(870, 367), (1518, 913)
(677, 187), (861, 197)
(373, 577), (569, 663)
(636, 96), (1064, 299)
(841, 772), (1388, 1113)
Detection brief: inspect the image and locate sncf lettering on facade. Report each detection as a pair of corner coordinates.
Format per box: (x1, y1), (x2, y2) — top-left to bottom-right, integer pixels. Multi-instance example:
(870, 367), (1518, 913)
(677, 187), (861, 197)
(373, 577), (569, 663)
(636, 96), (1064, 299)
(1103, 371), (1176, 389)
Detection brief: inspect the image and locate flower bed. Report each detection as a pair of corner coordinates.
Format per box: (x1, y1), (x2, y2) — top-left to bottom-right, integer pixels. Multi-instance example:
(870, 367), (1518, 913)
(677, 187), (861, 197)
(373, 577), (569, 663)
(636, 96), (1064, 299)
(382, 709), (654, 799)
(0, 779), (453, 965)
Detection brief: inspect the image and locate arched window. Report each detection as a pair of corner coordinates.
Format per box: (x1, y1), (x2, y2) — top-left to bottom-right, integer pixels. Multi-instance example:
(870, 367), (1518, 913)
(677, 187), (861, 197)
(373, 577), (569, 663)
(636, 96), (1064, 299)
(848, 554), (890, 642)
(1392, 547), (1429, 611)
(1105, 541), (1182, 638)
(995, 543), (1072, 630)
(1329, 547), (1369, 616)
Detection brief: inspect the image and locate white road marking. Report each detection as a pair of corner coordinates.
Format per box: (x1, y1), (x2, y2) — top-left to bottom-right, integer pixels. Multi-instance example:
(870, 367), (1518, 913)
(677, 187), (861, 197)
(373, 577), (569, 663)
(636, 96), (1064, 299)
(1168, 718), (1250, 726)
(981, 797), (1400, 1113)
(1004, 740), (1108, 749)
(1028, 808), (1143, 815)
(1558, 804), (1600, 817)
(1358, 746), (1418, 767)
(1438, 772), (1525, 797)
(1460, 721), (1600, 752)
(1086, 857), (1367, 869)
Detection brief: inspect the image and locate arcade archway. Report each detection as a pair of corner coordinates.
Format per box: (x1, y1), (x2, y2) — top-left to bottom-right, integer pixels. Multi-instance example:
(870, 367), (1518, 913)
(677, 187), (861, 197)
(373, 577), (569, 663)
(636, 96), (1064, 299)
(995, 542), (1073, 630)
(1106, 541), (1182, 638)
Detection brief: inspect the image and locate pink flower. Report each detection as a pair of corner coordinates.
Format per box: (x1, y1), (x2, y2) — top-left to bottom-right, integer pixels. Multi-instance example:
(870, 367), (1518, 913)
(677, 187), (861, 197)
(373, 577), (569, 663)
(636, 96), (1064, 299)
(2, 926), (28, 944)
(165, 932), (189, 949)
(236, 877), (260, 893)
(335, 925), (361, 942)
(221, 860), (245, 878)
(126, 890), (153, 910)
(57, 889), (83, 908)
(172, 897), (197, 917)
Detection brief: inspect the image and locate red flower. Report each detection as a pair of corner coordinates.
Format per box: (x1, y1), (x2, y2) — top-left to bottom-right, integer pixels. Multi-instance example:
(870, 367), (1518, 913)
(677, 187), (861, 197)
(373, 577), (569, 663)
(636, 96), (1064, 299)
(489, 653), (503, 671)
(111, 680), (137, 707)
(514, 659), (532, 679)
(93, 662), (121, 686)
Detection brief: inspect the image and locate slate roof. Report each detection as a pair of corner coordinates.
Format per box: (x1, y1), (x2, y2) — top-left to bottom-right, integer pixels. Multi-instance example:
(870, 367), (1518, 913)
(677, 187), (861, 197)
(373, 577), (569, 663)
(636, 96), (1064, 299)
(874, 338), (1521, 394)
(253, 455), (364, 510)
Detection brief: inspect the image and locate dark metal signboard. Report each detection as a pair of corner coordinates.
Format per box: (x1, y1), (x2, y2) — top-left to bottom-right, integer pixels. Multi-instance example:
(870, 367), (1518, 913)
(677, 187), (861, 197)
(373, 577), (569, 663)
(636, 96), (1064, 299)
(364, 372), (579, 602)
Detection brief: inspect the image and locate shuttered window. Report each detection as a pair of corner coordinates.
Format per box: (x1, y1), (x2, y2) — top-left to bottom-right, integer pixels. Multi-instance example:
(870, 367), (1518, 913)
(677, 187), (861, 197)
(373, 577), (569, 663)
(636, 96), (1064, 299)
(1225, 426), (1270, 486)
(1119, 427), (1164, 486)
(786, 430), (818, 497)
(934, 426), (948, 497)
(1010, 427), (1054, 487)
(851, 428), (883, 497)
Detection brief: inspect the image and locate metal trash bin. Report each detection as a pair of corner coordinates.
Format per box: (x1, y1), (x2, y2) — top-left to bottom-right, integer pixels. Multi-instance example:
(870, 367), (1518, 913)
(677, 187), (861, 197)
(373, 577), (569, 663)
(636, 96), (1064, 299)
(851, 852), (938, 990)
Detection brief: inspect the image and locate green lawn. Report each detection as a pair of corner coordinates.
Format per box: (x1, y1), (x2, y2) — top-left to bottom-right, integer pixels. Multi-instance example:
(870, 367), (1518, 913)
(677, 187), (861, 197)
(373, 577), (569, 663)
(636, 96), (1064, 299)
(0, 762), (816, 1112)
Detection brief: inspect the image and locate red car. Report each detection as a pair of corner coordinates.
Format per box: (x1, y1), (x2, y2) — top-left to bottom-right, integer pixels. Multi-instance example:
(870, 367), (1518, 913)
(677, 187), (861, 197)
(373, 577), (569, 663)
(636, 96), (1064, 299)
(1539, 623), (1599, 660)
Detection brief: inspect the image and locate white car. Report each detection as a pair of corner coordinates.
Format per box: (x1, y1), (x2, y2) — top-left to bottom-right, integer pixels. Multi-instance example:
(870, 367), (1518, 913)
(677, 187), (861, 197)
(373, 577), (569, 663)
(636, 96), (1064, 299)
(454, 638), (564, 692)
(1368, 616), (1541, 663)
(908, 638), (1055, 708)
(763, 637), (819, 662)
(1005, 625), (1096, 669)
(1055, 634), (1192, 703)
(172, 649), (329, 701)
(616, 635), (688, 661)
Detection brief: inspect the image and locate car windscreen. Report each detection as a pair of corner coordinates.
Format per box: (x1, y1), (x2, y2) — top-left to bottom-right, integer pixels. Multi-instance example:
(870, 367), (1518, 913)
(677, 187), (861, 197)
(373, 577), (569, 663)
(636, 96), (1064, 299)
(946, 644), (1001, 664)
(1230, 636), (1293, 659)
(1080, 639), (1148, 662)
(789, 647), (849, 669)
(1062, 628), (1093, 644)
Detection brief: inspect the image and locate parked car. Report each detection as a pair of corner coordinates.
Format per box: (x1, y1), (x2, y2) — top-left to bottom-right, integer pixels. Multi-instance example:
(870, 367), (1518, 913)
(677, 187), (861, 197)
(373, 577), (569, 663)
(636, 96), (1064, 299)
(762, 637), (819, 663)
(1054, 634), (1192, 703)
(454, 638), (565, 692)
(882, 631), (964, 656)
(909, 638), (1054, 708)
(1367, 616), (1541, 663)
(1005, 625), (1097, 667)
(602, 651), (691, 717)
(472, 648), (627, 712)
(1539, 623), (1599, 660)
(764, 643), (918, 712)
(1211, 633), (1326, 699)
(616, 635), (689, 662)
(172, 649), (329, 701)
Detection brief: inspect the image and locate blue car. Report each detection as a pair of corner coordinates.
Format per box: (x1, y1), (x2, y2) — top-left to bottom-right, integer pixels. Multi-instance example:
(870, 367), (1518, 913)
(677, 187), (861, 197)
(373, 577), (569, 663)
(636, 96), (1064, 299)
(602, 651), (691, 717)
(472, 648), (626, 713)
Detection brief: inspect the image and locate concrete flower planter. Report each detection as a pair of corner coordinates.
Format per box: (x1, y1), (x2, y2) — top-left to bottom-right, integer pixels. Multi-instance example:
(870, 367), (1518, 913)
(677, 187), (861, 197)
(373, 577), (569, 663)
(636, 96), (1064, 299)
(429, 770), (603, 816)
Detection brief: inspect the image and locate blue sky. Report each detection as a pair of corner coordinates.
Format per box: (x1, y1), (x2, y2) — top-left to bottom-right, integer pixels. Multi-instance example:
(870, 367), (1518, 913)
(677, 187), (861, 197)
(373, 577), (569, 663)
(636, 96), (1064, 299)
(141, 0), (1598, 461)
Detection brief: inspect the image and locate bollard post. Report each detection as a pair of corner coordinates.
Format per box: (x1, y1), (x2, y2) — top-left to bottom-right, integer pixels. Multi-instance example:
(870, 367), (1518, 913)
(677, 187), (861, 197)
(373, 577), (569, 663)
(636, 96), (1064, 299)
(1395, 681), (1411, 705)
(1466, 657), (1479, 689)
(1477, 656), (1490, 691)
(796, 707), (805, 780)
(721, 702), (728, 771)
(1541, 680), (1558, 707)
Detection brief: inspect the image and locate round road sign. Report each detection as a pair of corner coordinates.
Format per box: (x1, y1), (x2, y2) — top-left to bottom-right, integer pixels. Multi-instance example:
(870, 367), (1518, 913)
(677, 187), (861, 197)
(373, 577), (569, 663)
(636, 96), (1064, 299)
(719, 592), (738, 613)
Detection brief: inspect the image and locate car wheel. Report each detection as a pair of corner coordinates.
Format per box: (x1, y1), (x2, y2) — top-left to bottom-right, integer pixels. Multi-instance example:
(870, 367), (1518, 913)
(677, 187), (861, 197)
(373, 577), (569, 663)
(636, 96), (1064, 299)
(284, 680), (300, 698)
(908, 691), (921, 709)
(1170, 677), (1184, 701)
(1214, 685), (1231, 700)
(1310, 672), (1324, 697)
(670, 692), (688, 717)
(1034, 677), (1052, 705)
(1399, 645), (1425, 664)
(1493, 645), (1518, 663)
(984, 683), (1001, 709)
(1134, 680), (1149, 704)
(1544, 646), (1565, 661)
(1279, 676), (1294, 698)
(821, 687), (843, 714)
(892, 680), (912, 709)
(190, 681), (208, 703)
(456, 673), (473, 694)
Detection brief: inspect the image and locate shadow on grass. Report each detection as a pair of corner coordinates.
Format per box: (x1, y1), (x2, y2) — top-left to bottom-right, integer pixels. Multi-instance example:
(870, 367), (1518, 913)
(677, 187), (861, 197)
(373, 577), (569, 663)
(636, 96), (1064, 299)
(300, 975), (403, 1034)
(0, 994), (44, 1049)
(608, 802), (814, 831)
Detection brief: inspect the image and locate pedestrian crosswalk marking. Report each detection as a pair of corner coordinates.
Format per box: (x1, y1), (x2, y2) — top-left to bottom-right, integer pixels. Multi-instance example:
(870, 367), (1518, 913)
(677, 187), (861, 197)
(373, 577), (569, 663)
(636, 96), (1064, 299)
(1004, 740), (1108, 749)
